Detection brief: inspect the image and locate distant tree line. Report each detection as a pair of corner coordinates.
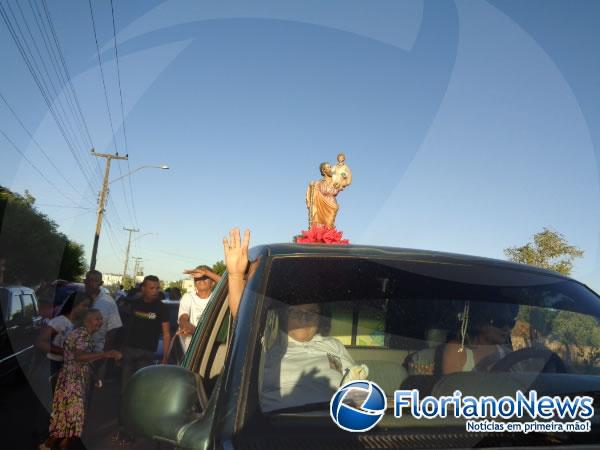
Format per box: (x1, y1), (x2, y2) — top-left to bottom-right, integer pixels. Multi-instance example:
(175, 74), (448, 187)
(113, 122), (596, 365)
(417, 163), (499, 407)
(0, 185), (86, 285)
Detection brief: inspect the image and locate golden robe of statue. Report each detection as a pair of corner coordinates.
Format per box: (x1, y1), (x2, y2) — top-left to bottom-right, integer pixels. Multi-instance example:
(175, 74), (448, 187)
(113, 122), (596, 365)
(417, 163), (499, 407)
(306, 154), (351, 229)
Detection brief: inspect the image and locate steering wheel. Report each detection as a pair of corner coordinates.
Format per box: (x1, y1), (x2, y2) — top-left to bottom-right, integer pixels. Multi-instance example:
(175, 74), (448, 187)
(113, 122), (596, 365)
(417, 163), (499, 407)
(489, 347), (567, 373)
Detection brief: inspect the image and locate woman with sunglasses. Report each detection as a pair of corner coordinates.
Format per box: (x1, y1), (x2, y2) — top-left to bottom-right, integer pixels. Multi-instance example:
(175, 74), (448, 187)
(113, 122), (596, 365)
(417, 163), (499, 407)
(441, 303), (518, 374)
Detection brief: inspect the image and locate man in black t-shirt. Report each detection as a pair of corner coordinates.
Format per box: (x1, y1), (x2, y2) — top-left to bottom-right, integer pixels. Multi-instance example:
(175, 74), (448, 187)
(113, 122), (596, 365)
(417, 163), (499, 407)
(120, 275), (170, 392)
(116, 275), (170, 445)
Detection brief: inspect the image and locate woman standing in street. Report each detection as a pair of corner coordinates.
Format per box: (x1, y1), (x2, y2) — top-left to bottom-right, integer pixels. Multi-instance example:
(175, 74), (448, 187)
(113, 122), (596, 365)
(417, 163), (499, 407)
(39, 309), (122, 450)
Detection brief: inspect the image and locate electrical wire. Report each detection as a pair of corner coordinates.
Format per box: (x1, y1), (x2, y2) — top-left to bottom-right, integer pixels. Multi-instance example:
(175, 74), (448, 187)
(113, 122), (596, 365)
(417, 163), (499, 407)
(87, 0), (137, 228)
(0, 127), (81, 206)
(28, 0), (92, 152)
(109, 0), (138, 228)
(0, 90), (96, 204)
(0, 1), (98, 199)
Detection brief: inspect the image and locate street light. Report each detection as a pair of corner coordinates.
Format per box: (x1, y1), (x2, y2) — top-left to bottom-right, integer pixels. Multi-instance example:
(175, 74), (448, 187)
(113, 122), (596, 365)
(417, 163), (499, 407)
(90, 162), (169, 271)
(134, 232), (157, 242)
(109, 165), (169, 184)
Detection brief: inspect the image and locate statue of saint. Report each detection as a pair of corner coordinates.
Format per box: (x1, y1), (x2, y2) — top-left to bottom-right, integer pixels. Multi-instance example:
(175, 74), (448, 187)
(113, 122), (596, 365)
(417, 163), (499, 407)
(306, 154), (351, 229)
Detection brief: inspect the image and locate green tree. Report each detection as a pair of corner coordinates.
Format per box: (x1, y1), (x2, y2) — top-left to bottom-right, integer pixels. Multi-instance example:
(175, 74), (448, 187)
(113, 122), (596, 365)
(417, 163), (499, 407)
(0, 185), (87, 285)
(504, 227), (583, 275)
(212, 260), (226, 276)
(167, 279), (186, 292)
(504, 228), (584, 352)
(122, 275), (136, 291)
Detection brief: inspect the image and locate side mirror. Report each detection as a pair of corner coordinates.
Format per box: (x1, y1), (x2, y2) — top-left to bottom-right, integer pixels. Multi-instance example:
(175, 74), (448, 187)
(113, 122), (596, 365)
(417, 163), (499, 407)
(121, 365), (208, 443)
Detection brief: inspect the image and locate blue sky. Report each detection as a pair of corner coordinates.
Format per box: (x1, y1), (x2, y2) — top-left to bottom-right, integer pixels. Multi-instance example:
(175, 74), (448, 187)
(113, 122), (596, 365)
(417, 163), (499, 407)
(1, 0), (599, 289)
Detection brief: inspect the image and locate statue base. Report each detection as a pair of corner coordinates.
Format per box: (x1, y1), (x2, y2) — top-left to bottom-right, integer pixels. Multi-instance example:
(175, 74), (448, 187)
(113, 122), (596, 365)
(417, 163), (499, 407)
(294, 225), (349, 245)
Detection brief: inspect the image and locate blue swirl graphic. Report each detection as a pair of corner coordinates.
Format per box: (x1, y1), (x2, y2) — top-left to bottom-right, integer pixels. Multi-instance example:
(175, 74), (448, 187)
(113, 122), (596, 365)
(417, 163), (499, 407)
(330, 381), (387, 432)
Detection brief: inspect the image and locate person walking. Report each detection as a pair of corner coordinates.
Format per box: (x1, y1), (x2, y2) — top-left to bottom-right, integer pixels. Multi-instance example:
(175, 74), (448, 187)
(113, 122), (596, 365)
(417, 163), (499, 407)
(83, 270), (123, 385)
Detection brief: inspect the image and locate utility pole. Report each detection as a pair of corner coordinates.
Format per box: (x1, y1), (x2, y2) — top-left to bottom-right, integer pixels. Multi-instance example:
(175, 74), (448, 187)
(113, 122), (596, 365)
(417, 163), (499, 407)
(132, 257), (143, 283)
(122, 227), (139, 284)
(90, 150), (128, 270)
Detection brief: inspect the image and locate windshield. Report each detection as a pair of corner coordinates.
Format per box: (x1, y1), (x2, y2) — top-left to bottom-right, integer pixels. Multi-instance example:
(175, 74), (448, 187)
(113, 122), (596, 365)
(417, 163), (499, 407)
(258, 256), (600, 414)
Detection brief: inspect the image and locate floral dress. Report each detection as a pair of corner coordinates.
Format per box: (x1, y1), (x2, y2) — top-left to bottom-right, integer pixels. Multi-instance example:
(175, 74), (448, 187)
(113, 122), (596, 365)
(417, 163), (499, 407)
(48, 327), (93, 438)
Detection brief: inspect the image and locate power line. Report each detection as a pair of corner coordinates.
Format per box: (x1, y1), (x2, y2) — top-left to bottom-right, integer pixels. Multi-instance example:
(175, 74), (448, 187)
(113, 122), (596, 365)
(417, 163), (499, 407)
(104, 217), (126, 262)
(108, 0), (128, 154)
(11, 0), (88, 154)
(0, 90), (95, 203)
(0, 2), (98, 199)
(87, 0), (119, 155)
(87, 0), (137, 228)
(35, 203), (93, 209)
(38, 0), (102, 186)
(109, 0), (138, 228)
(40, 0), (95, 152)
(22, 0), (88, 153)
(54, 209), (95, 222)
(28, 0), (93, 152)
(0, 127), (81, 206)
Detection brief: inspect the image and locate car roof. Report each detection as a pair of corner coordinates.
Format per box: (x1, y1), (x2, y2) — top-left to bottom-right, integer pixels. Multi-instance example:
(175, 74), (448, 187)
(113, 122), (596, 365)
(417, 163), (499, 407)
(0, 285), (36, 293)
(249, 243), (573, 282)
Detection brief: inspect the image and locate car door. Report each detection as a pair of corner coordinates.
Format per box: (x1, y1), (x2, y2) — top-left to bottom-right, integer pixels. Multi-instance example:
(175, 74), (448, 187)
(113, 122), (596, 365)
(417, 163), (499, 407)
(187, 278), (231, 398)
(6, 291), (27, 354)
(18, 291), (41, 366)
(0, 289), (17, 378)
(0, 289), (27, 377)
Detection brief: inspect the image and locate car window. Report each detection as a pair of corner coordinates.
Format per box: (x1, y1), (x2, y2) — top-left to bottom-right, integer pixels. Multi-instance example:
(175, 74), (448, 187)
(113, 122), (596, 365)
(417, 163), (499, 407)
(199, 306), (230, 398)
(187, 276), (231, 399)
(258, 256), (600, 414)
(21, 294), (35, 320)
(8, 294), (23, 322)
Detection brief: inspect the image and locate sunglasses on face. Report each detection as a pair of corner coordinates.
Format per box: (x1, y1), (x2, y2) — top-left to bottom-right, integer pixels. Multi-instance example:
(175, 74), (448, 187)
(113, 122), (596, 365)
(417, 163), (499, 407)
(194, 276), (210, 282)
(288, 309), (320, 323)
(489, 317), (517, 329)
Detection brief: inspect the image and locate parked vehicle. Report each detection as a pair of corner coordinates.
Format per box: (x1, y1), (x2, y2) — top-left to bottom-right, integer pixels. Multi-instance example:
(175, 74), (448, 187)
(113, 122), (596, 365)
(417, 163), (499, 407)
(0, 286), (43, 381)
(123, 244), (600, 449)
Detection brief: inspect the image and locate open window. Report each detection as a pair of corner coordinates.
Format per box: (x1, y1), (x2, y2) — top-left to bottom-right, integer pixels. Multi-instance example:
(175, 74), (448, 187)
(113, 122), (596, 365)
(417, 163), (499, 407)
(188, 279), (232, 400)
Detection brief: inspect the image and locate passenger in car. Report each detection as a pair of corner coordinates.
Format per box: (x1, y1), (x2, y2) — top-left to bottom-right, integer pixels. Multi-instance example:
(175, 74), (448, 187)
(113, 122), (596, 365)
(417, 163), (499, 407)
(441, 303), (518, 374)
(223, 228), (367, 411)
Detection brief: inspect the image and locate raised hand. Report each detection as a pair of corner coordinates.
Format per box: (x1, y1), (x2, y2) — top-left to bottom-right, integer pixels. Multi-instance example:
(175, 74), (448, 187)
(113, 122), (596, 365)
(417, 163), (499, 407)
(223, 228), (250, 277)
(183, 267), (208, 277)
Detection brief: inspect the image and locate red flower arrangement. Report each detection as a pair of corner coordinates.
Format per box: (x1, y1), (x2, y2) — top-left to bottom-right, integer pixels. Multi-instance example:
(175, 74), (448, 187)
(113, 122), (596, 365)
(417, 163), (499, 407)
(295, 225), (349, 245)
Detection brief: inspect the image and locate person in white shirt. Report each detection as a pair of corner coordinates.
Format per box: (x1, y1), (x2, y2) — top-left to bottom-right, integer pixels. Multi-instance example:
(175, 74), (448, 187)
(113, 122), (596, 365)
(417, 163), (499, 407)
(84, 270), (123, 384)
(35, 291), (91, 376)
(261, 303), (356, 411)
(178, 265), (221, 351)
(223, 228), (368, 412)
